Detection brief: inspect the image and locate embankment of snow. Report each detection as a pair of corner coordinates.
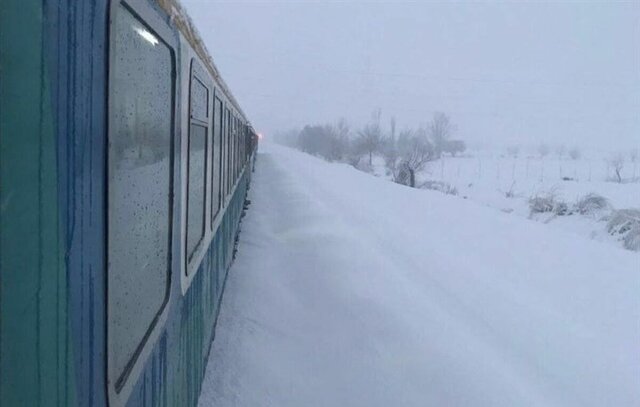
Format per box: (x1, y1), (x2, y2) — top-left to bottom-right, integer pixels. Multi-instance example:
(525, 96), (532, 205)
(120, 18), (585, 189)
(199, 143), (639, 407)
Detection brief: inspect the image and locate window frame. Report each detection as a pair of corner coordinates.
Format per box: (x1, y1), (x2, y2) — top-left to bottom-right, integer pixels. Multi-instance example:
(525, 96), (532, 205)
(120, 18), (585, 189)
(185, 59), (211, 267)
(225, 107), (232, 195)
(106, 1), (178, 405)
(231, 116), (236, 183)
(235, 118), (240, 178)
(210, 94), (224, 229)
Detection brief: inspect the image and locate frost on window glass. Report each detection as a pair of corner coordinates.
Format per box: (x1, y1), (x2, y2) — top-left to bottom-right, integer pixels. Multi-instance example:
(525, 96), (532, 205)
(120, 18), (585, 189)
(108, 4), (173, 388)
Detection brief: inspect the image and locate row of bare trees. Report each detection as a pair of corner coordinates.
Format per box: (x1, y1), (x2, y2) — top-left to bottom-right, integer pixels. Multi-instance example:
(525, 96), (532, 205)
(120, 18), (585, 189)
(503, 143), (638, 183)
(507, 144), (639, 163)
(506, 144), (583, 160)
(277, 111), (466, 188)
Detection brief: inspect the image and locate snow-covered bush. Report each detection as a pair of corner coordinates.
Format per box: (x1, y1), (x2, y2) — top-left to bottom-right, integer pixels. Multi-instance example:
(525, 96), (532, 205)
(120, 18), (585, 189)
(623, 226), (640, 251)
(554, 201), (569, 216)
(574, 193), (610, 216)
(528, 192), (569, 216)
(500, 181), (518, 199)
(421, 180), (458, 196)
(607, 209), (640, 235)
(607, 209), (640, 252)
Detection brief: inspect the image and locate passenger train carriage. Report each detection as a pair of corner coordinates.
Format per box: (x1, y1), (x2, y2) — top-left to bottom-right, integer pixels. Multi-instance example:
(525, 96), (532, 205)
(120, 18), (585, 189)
(0, 0), (258, 405)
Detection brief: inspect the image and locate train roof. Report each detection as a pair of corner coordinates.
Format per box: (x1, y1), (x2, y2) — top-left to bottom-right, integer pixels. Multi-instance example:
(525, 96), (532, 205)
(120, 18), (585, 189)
(157, 0), (248, 121)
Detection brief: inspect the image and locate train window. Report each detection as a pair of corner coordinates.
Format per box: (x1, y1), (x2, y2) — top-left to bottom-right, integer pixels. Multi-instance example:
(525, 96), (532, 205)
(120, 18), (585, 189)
(242, 125), (246, 163)
(191, 77), (208, 120)
(108, 4), (173, 390)
(241, 125), (245, 164)
(234, 118), (239, 178)
(230, 117), (235, 183)
(240, 124), (244, 170)
(238, 124), (242, 172)
(226, 108), (232, 194)
(227, 114), (232, 190)
(235, 119), (239, 178)
(186, 69), (209, 262)
(222, 107), (228, 199)
(211, 96), (223, 226)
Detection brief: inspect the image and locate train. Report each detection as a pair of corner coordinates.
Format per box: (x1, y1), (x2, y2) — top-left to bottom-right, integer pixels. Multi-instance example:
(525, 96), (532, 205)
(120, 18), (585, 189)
(0, 0), (258, 405)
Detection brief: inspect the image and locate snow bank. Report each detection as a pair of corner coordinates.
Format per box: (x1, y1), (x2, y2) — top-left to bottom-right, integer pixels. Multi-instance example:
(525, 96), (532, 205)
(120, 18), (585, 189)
(199, 143), (639, 407)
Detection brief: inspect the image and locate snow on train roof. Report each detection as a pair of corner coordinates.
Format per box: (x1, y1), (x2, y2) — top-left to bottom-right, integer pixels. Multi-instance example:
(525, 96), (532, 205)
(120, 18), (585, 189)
(157, 0), (248, 121)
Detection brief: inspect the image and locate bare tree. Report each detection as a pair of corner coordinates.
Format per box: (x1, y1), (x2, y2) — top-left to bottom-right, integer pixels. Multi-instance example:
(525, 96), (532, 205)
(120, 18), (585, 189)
(507, 145), (520, 158)
(395, 129), (436, 187)
(327, 118), (350, 161)
(428, 112), (455, 158)
(297, 125), (325, 155)
(297, 122), (348, 162)
(389, 116), (397, 142)
(358, 108), (383, 167)
(538, 143), (550, 158)
(346, 136), (367, 168)
(335, 117), (350, 139)
(555, 144), (566, 159)
(630, 148), (639, 163)
(382, 140), (398, 174)
(568, 146), (581, 160)
(443, 140), (466, 157)
(324, 124), (348, 162)
(609, 153), (625, 183)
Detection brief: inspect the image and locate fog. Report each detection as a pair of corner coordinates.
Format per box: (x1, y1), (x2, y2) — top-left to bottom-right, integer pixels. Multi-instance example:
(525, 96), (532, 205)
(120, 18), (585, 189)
(182, 0), (639, 152)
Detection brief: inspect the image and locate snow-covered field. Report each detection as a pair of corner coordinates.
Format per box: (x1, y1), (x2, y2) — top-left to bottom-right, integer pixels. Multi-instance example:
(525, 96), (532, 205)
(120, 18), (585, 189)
(198, 143), (639, 407)
(372, 153), (640, 251)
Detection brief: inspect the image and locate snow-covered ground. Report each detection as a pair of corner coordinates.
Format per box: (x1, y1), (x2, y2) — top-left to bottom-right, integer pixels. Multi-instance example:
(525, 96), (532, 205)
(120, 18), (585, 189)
(198, 143), (639, 407)
(372, 153), (640, 250)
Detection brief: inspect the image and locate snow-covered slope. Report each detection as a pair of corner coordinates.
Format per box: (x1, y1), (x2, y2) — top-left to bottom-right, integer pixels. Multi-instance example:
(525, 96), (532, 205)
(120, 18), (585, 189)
(198, 143), (639, 407)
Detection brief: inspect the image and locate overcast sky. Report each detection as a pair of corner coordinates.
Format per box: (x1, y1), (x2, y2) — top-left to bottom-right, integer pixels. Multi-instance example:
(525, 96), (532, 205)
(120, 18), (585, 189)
(182, 0), (639, 151)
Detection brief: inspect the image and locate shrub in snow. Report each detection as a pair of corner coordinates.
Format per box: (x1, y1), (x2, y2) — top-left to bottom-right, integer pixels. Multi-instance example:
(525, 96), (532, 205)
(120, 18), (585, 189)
(500, 181), (518, 199)
(528, 192), (569, 216)
(607, 209), (640, 235)
(574, 193), (610, 216)
(623, 226), (640, 251)
(421, 180), (458, 196)
(554, 201), (570, 216)
(607, 209), (640, 252)
(529, 197), (553, 214)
